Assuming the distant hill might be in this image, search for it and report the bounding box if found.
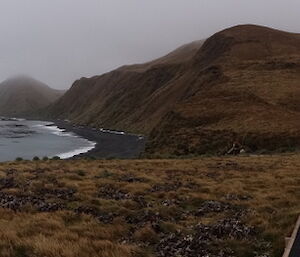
[44,25,300,155]
[0,76,64,117]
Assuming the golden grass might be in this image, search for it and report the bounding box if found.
[0,154,299,256]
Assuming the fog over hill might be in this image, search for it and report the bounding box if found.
[0,75,64,117]
[0,0,300,89]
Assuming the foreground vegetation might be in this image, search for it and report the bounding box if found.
[0,154,299,257]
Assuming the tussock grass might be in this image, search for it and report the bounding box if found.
[0,154,299,256]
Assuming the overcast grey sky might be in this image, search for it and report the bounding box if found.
[0,0,299,89]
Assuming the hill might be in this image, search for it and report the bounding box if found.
[44,25,300,155]
[118,40,204,72]
[0,76,64,117]
[43,40,205,132]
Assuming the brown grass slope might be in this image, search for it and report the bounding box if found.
[44,40,205,132]
[0,76,64,117]
[0,154,299,257]
[45,25,300,155]
[147,25,300,155]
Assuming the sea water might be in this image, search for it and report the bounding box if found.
[0,118,96,162]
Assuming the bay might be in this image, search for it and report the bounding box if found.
[0,118,96,162]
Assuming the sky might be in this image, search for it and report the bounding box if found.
[0,0,299,89]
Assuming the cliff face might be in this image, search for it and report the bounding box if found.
[46,25,300,155]
[0,76,64,117]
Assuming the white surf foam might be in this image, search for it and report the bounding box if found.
[34,124,77,138]
[99,128,125,135]
[33,122,97,159]
[57,141,97,159]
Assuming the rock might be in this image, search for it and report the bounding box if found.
[132,195,152,208]
[195,200,239,216]
[161,199,179,207]
[36,188,76,200]
[0,177,16,189]
[0,192,64,212]
[5,169,17,176]
[37,202,64,212]
[98,185,131,200]
[196,218,255,240]
[150,182,182,192]
[156,217,255,257]
[118,174,146,183]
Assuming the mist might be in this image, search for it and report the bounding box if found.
[0,0,299,89]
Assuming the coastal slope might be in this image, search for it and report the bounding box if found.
[45,25,300,155]
[44,40,205,133]
[0,75,64,117]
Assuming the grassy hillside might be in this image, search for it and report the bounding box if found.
[0,154,298,256]
[0,75,64,117]
[44,25,300,155]
[43,40,205,132]
[147,25,300,155]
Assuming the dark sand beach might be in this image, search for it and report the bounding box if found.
[53,120,145,159]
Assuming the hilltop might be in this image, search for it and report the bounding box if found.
[44,25,300,155]
[0,75,64,117]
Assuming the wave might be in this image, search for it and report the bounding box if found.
[0,117,25,122]
[34,122,97,158]
[33,123,77,137]
[99,128,125,135]
[57,141,97,159]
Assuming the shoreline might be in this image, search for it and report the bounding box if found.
[52,120,146,159]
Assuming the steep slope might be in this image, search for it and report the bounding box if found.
[147,25,300,155]
[45,25,300,155]
[44,40,205,132]
[0,76,64,117]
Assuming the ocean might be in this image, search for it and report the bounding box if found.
[0,118,96,162]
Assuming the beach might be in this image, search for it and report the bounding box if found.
[53,120,146,159]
